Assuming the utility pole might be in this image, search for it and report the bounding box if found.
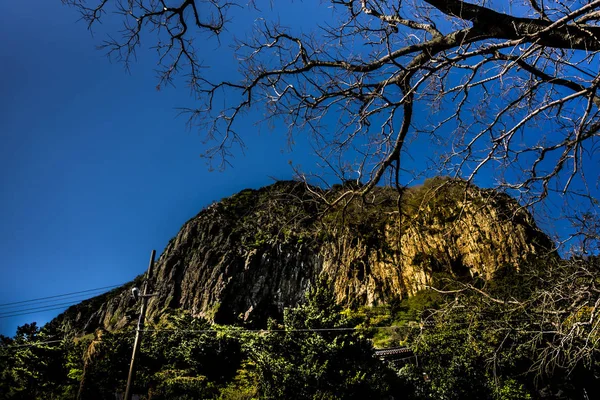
[124,249,156,400]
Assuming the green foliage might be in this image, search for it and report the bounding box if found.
[216,182,321,251]
[6,256,600,399]
[249,278,403,399]
[392,290,443,323]
[144,313,243,389]
[0,323,79,400]
[341,290,442,348]
[392,302,536,400]
[403,326,511,399]
[493,379,532,400]
[148,370,216,400]
[395,257,600,399]
[76,329,135,400]
[217,360,260,400]
[57,312,246,399]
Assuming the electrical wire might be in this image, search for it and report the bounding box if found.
[140,326,405,334]
[138,317,551,335]
[0,284,130,319]
[0,317,566,350]
[0,300,99,318]
[0,303,92,319]
[0,326,403,351]
[0,284,129,319]
[2,339,64,349]
[0,289,123,312]
[0,284,125,308]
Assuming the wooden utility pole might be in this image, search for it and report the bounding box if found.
[124,249,156,400]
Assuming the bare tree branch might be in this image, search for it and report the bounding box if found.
[64,0,600,244]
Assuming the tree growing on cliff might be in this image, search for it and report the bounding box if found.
[64,0,600,231]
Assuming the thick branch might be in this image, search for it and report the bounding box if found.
[424,0,600,50]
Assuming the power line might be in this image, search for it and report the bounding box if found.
[141,326,384,333]
[0,284,125,308]
[142,325,424,334]
[0,303,94,319]
[0,284,130,319]
[0,289,124,311]
[0,317,568,351]
[1,339,63,349]
[139,317,552,335]
[0,326,402,351]
[0,300,96,318]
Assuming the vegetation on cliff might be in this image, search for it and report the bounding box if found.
[2,179,598,399]
[2,261,600,399]
[49,178,555,335]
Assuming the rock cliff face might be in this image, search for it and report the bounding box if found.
[51,178,554,333]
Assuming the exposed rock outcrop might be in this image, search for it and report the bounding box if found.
[50,178,554,333]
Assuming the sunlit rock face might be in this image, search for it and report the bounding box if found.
[51,178,554,333]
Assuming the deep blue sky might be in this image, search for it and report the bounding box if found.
[0,1,327,335]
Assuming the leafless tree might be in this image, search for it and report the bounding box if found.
[63,1,600,213]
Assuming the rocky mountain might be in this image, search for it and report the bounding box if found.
[49,177,555,334]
